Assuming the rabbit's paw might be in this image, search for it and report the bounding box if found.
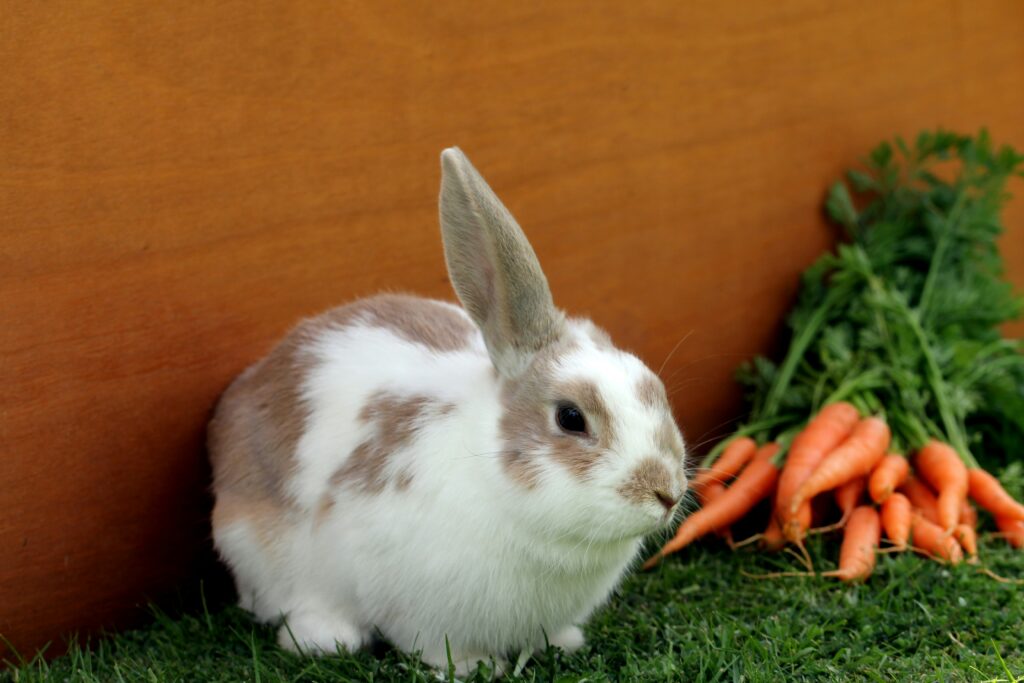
[277,609,368,656]
[548,625,585,653]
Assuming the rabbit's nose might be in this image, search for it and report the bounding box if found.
[654,490,679,512]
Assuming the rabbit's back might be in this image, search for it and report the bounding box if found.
[209,292,491,503]
[207,295,496,613]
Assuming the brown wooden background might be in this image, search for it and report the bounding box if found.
[3,0,1024,661]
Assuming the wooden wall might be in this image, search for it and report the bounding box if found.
[2,0,1023,660]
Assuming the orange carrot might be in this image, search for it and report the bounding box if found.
[776,402,860,542]
[914,441,968,531]
[760,514,786,552]
[645,443,780,568]
[898,475,940,524]
[868,453,909,504]
[691,437,757,496]
[995,516,1024,548]
[881,492,912,550]
[961,501,978,529]
[834,477,867,524]
[783,507,814,543]
[753,443,778,462]
[953,524,978,559]
[790,417,890,515]
[697,480,733,537]
[967,468,1024,521]
[910,512,963,564]
[825,506,880,581]
[698,480,727,506]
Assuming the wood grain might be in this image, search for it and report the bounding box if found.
[2,0,1023,659]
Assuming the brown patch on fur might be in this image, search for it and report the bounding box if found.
[211,492,254,529]
[657,418,686,462]
[330,392,454,494]
[559,378,610,426]
[314,495,335,526]
[548,436,601,480]
[636,374,668,410]
[499,344,560,489]
[549,377,612,478]
[500,430,544,489]
[212,493,293,551]
[618,457,673,506]
[208,317,323,510]
[395,469,414,491]
[351,294,477,352]
[499,338,614,486]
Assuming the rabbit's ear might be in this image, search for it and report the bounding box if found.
[439,147,565,378]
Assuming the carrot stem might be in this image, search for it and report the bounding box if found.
[918,190,968,322]
[728,533,763,550]
[759,289,844,422]
[896,294,976,467]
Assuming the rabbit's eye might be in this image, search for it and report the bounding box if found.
[556,403,587,435]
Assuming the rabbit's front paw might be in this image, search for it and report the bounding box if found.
[277,609,368,656]
[548,625,585,653]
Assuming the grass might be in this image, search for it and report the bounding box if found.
[3,536,1023,683]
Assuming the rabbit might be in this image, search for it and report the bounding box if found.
[207,147,689,675]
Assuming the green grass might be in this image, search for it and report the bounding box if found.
[4,538,1023,683]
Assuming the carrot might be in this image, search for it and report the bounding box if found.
[914,441,968,531]
[824,506,880,581]
[868,453,909,504]
[691,437,758,496]
[696,480,733,537]
[961,501,978,529]
[898,475,940,524]
[909,512,963,564]
[760,514,786,552]
[698,480,727,506]
[776,402,860,542]
[880,492,912,550]
[995,516,1024,548]
[834,476,867,524]
[644,443,780,568]
[967,468,1024,521]
[953,524,978,559]
[753,443,778,462]
[783,506,813,543]
[790,417,890,516]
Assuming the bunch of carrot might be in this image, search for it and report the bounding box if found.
[644,401,1024,580]
[643,132,1024,580]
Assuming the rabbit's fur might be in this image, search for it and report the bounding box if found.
[208,148,688,674]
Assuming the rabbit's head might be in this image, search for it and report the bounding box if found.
[440,148,688,545]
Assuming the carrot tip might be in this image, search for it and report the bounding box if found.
[728,533,764,550]
[820,569,870,581]
[641,554,663,571]
[977,567,1024,584]
[786,541,814,573]
[809,514,851,536]
[876,546,906,554]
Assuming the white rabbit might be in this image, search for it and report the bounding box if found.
[208,148,688,675]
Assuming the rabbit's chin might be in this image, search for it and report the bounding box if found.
[624,512,678,540]
[548,501,675,546]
